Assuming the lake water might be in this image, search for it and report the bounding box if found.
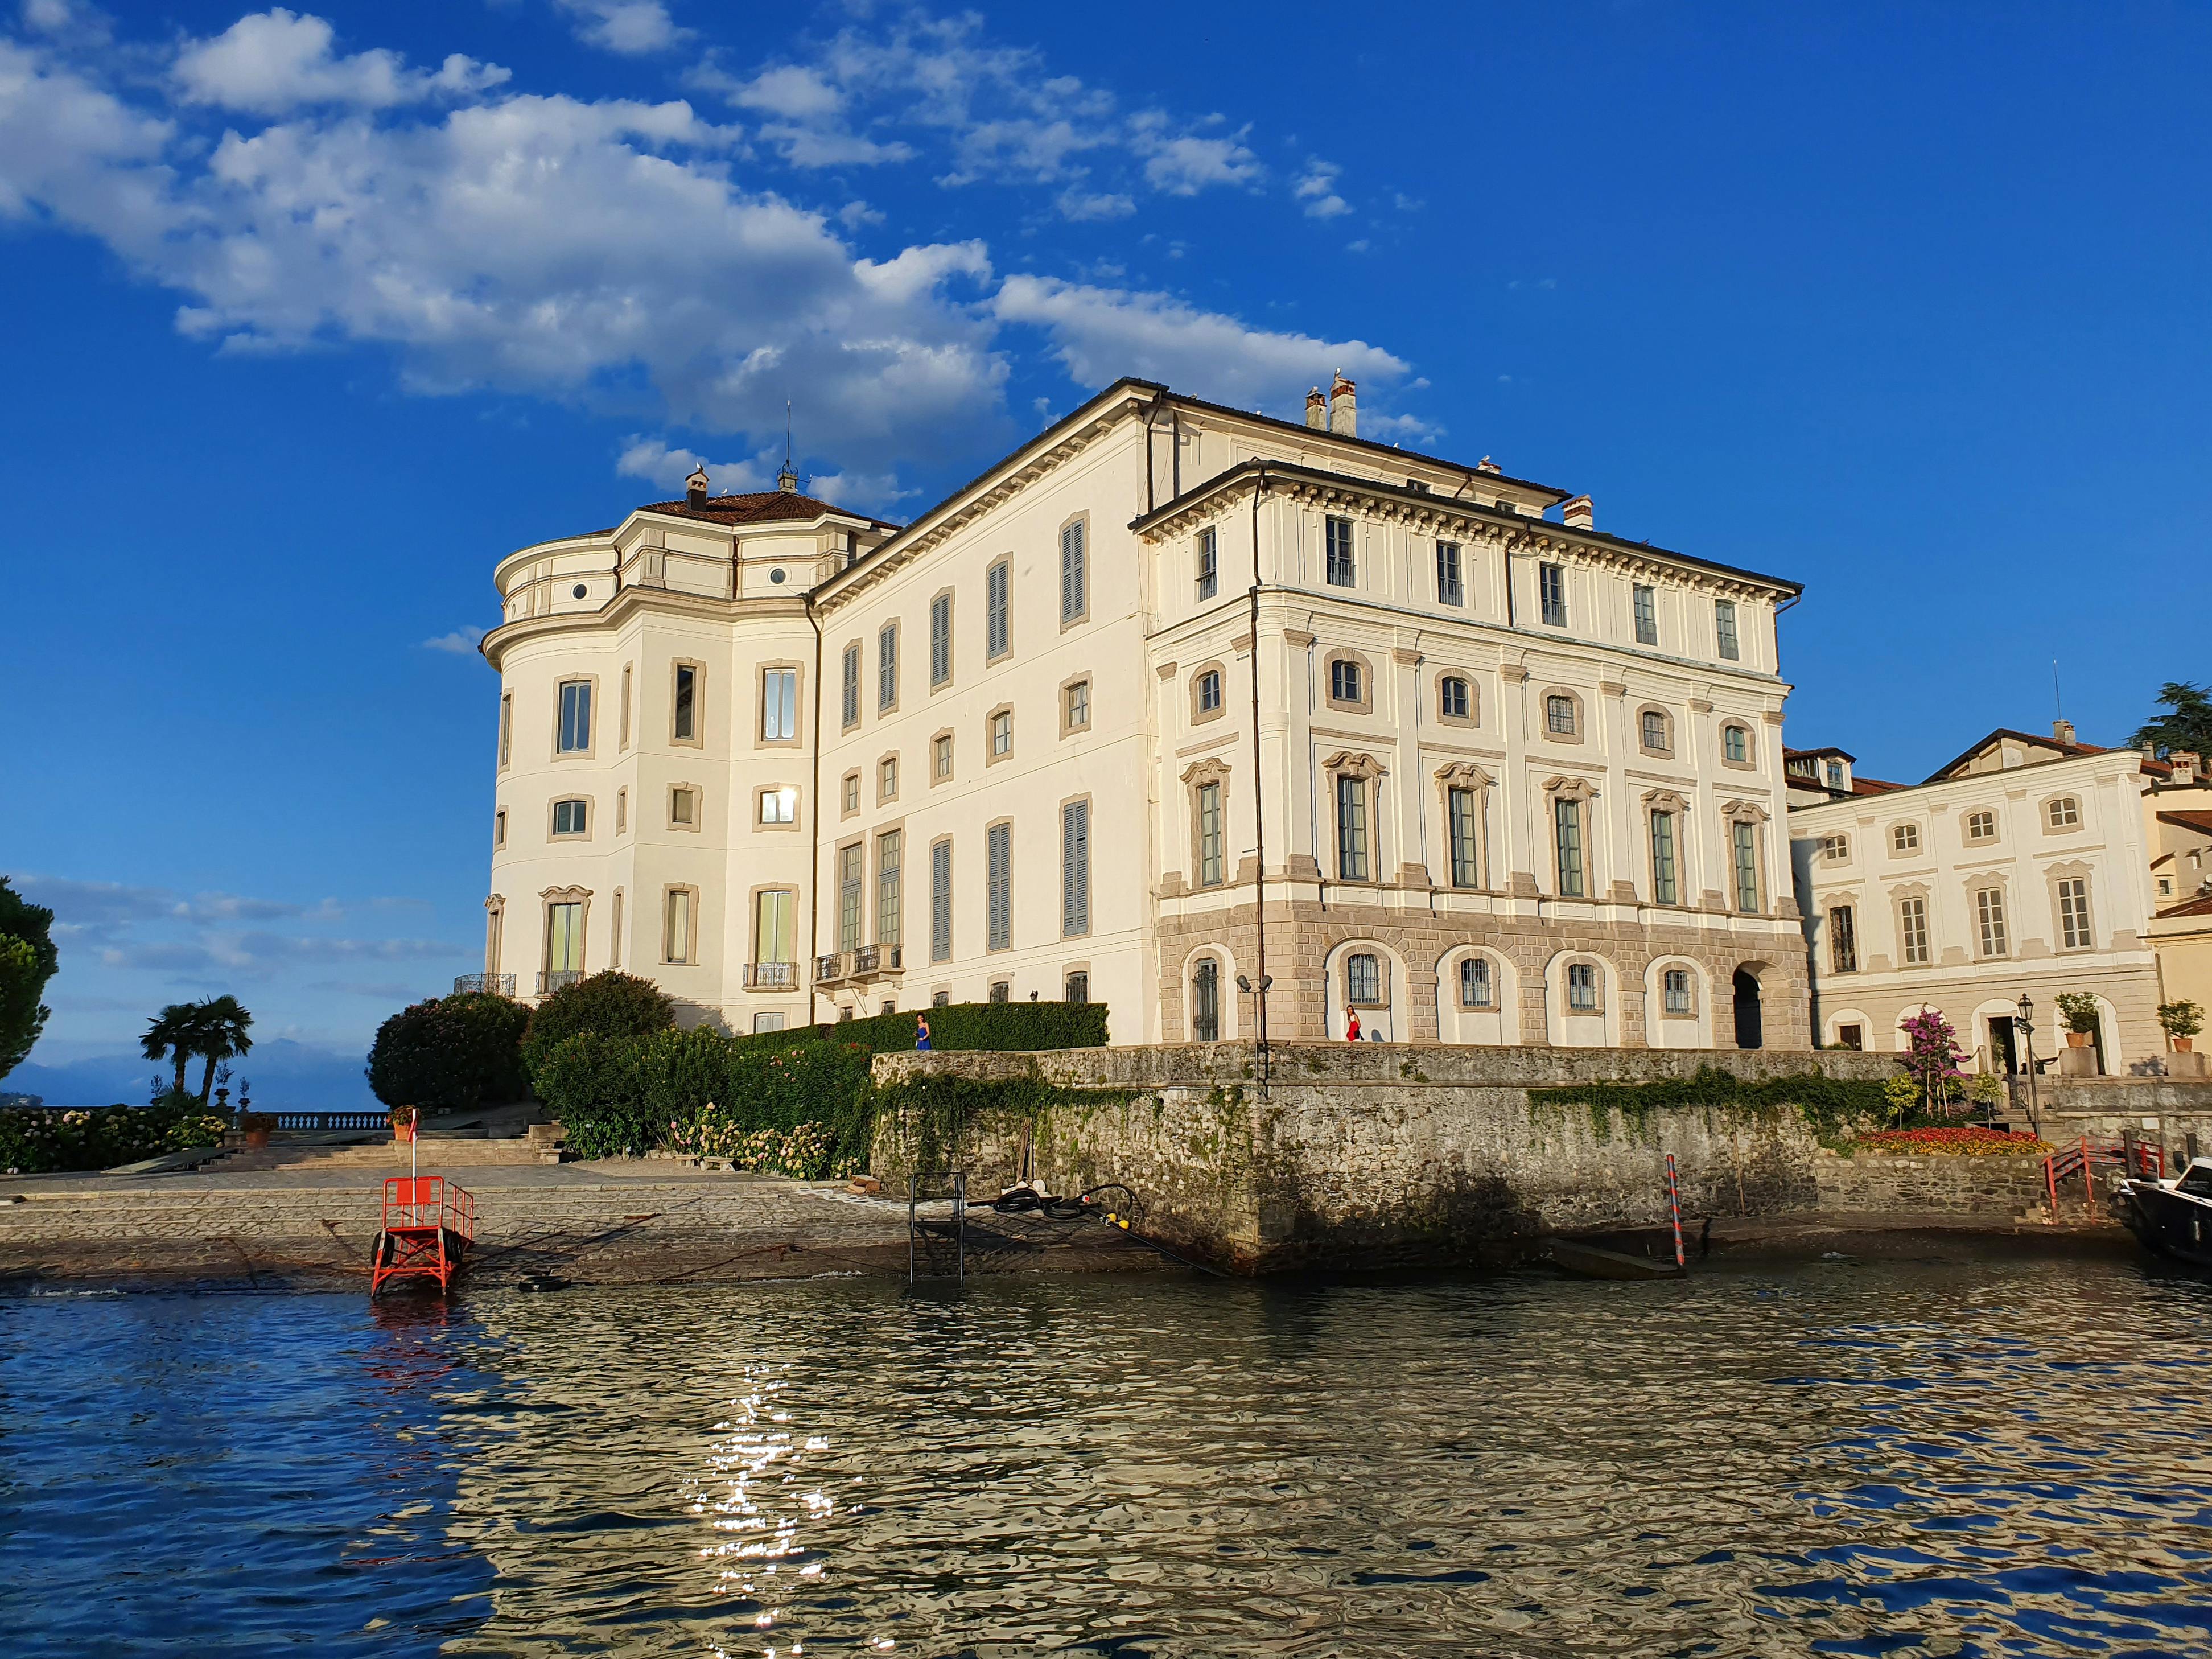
[4,1257,2211,1657]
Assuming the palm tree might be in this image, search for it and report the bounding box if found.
[191,995,255,1108]
[140,1003,199,1097]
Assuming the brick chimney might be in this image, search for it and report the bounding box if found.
[1305,386,1326,429]
[1327,369,1357,437]
[2173,751,2201,785]
[1561,495,1594,530]
[685,464,710,507]
[2052,718,2076,746]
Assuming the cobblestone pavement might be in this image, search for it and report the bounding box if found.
[0,1158,1169,1291]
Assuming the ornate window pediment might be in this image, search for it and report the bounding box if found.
[1641,788,1690,813]
[1543,774,1597,803]
[1325,750,1386,781]
[1435,761,1494,789]
[1180,756,1233,788]
[1719,799,1769,825]
[539,884,592,903]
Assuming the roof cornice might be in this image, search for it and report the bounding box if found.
[1129,459,1802,599]
[480,584,808,670]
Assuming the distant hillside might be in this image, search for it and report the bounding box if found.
[6,1039,377,1110]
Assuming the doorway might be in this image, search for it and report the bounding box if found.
[1732,969,1763,1049]
[1987,1016,2020,1075]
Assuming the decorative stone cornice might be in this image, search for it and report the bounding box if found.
[1181,757,1233,787]
[1544,774,1598,802]
[1498,663,1530,684]
[1435,761,1496,789]
[1324,750,1387,781]
[1391,647,1424,666]
[1599,680,1626,697]
[1640,788,1691,813]
[1283,628,1317,647]
[1719,799,1769,824]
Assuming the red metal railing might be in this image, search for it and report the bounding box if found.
[371,1176,476,1295]
[2043,1137,2164,1214]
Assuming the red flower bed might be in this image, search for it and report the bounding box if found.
[1853,1125,2053,1157]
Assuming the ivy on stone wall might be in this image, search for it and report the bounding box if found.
[1530,1066,1893,1147]
[873,1069,1139,1180]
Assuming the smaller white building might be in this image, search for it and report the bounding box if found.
[1789,723,2169,1073]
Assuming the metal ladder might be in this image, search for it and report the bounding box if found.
[908,1171,967,1282]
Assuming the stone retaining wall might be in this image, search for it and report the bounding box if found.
[872,1043,1898,1270]
[1813,1151,2049,1215]
[2040,1078,2212,1167]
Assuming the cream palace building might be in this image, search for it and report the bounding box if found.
[477,375,1812,1048]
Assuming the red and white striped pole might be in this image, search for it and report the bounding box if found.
[1665,1152,1686,1269]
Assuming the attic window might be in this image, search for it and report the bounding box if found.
[1406,478,1430,493]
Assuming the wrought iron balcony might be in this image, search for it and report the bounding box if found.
[744,961,798,990]
[452,973,516,997]
[851,945,881,977]
[815,952,846,983]
[537,970,583,995]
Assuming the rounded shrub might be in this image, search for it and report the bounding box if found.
[522,971,675,1082]
[366,991,532,1111]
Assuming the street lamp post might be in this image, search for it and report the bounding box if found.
[2015,993,2040,1135]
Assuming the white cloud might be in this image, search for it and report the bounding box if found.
[992,275,1408,411]
[730,63,841,122]
[421,625,485,654]
[1292,157,1350,219]
[804,469,917,516]
[1360,410,1444,446]
[1056,187,1134,221]
[1140,130,1262,196]
[555,0,690,57]
[173,10,508,114]
[615,437,772,493]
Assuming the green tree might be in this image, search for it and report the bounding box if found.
[0,877,57,1081]
[141,1003,202,1094]
[366,991,532,1111]
[189,994,255,1108]
[521,970,675,1084]
[2129,681,2212,759]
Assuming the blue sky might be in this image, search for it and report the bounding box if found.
[4,1,2207,1101]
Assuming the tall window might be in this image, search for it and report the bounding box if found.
[669,787,697,828]
[933,733,954,780]
[1555,798,1585,896]
[841,644,860,727]
[991,708,1012,758]
[1196,526,1218,600]
[557,680,592,753]
[838,844,864,952]
[986,823,1012,951]
[1336,775,1370,881]
[615,788,627,833]
[1197,669,1223,714]
[1732,821,1760,912]
[1641,709,1669,751]
[1723,724,1749,764]
[1448,787,1480,888]
[1331,660,1362,704]
[877,623,898,711]
[1828,905,1858,973]
[1060,519,1086,621]
[1975,887,2009,957]
[755,890,794,969]
[1325,515,1356,586]
[876,831,902,946]
[879,755,898,800]
[1650,810,1678,905]
[930,592,952,686]
[1065,973,1089,1005]
[1539,562,1567,627]
[664,888,694,965]
[1900,896,1931,965]
[1196,781,1224,887]
[986,559,1011,658]
[1436,540,1464,606]
[545,902,584,974]
[1825,761,1844,788]
[673,664,698,741]
[1192,959,1220,1041]
[929,839,952,962]
[842,772,860,814]
[761,668,797,740]
[1633,583,1657,645]
[494,808,506,849]
[1062,800,1090,937]
[1546,694,1577,736]
[1459,957,1493,1008]
[1715,599,1740,660]
[1345,953,1382,1005]
[553,798,588,836]
[2057,878,2093,948]
[498,693,513,768]
[1567,962,1597,1011]
[1663,969,1691,1014]
[1439,676,1470,720]
[1065,679,1091,730]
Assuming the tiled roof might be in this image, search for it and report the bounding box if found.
[2156,894,2212,920]
[2156,810,2212,837]
[639,491,901,530]
[1926,727,2172,784]
[1851,776,1907,795]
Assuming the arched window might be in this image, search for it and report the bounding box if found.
[1192,958,1220,1041]
[1640,709,1670,752]
[1331,658,1362,703]
[1345,952,1382,1005]
[1546,694,1577,736]
[1722,724,1750,764]
[1459,956,1493,1008]
[1439,676,1471,721]
[1196,668,1223,714]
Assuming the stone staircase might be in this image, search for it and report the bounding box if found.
[211,1135,563,1173]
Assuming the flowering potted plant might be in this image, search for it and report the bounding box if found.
[2159,999,2203,1052]
[2055,993,2102,1048]
[238,1112,276,1148]
[390,1105,418,1143]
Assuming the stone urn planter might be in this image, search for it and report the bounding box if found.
[239,1112,275,1149]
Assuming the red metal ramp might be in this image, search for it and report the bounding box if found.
[370,1175,476,1296]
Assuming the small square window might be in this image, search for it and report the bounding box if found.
[1891,822,1921,854]
[760,787,797,825]
[670,787,696,827]
[1331,660,1362,704]
[553,797,588,836]
[1439,676,1470,721]
[1820,834,1849,863]
[1546,695,1576,736]
[2047,796,2081,829]
[1965,809,1998,843]
[988,979,1011,1004]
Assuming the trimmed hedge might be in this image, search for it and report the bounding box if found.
[366,992,532,1111]
[0,1103,228,1175]
[522,971,675,1082]
[537,1001,1107,1166]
